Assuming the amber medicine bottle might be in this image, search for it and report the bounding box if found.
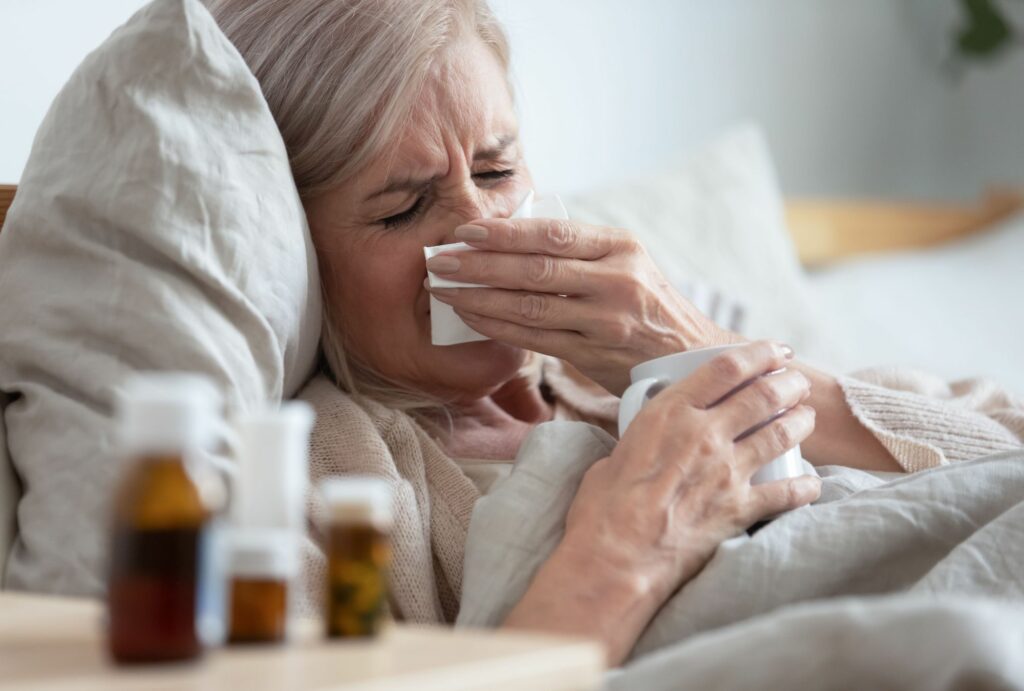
[320,477,393,639]
[106,373,223,664]
[227,403,314,644]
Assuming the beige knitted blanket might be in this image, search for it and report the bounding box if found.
[296,364,1024,624]
[296,375,479,623]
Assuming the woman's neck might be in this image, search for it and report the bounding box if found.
[488,372,552,423]
[443,374,553,461]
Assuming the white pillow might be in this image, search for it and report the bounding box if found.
[0,0,320,594]
[566,126,840,366]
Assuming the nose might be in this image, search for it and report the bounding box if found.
[439,186,495,244]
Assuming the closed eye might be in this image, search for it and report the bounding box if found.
[380,196,426,229]
[473,169,515,182]
[378,170,515,228]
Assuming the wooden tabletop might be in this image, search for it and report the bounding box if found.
[0,592,603,691]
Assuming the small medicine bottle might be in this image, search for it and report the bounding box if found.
[107,373,222,664]
[226,529,294,643]
[226,403,313,645]
[320,477,393,639]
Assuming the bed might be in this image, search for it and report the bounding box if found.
[2,180,1021,584]
[2,182,1024,577]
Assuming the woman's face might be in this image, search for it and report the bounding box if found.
[305,38,533,402]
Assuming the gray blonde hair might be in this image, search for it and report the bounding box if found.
[207,0,512,418]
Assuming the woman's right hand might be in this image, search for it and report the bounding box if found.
[503,340,822,665]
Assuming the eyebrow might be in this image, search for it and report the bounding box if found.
[363,134,518,202]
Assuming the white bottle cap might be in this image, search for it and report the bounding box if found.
[116,372,221,456]
[319,476,393,528]
[232,402,315,534]
[228,528,299,580]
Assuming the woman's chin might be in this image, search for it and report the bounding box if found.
[448,337,523,359]
[441,338,525,367]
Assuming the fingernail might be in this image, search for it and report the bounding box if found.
[801,476,822,501]
[426,256,461,274]
[780,344,795,359]
[455,224,488,241]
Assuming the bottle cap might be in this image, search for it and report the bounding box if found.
[319,476,392,528]
[232,402,315,533]
[116,372,221,455]
[228,528,299,580]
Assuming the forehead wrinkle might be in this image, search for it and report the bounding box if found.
[358,38,515,201]
[393,79,452,175]
[430,39,504,157]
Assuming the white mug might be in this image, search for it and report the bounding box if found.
[618,345,809,486]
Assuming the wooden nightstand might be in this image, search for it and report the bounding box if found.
[0,592,603,690]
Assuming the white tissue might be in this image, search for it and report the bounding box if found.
[425,191,568,346]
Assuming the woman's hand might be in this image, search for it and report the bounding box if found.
[425,217,738,395]
[502,341,822,665]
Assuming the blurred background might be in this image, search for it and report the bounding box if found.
[2,0,1023,197]
[499,0,1024,199]
[1,0,1022,393]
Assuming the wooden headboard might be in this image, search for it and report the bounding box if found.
[0,185,14,231]
[1,183,1021,265]
[786,189,1024,266]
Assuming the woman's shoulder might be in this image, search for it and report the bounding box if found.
[295,373,405,436]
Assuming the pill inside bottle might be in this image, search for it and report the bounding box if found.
[319,477,393,639]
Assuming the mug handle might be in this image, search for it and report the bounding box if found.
[618,377,665,437]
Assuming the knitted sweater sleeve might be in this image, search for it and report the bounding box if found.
[837,366,1024,472]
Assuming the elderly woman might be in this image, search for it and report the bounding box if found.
[208,0,1023,665]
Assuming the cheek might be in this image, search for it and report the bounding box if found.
[325,234,427,345]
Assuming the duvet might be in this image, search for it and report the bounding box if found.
[457,422,1024,690]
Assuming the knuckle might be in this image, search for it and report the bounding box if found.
[755,378,784,410]
[504,224,527,251]
[615,229,643,253]
[567,260,589,288]
[798,406,817,436]
[772,416,797,450]
[694,431,723,460]
[545,220,579,252]
[621,274,647,302]
[711,352,746,382]
[527,255,557,285]
[709,461,737,493]
[784,480,801,507]
[518,294,548,322]
[600,315,632,342]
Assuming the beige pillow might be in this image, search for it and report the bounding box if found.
[0,0,320,595]
[566,126,840,366]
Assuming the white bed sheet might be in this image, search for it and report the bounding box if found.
[807,211,1024,398]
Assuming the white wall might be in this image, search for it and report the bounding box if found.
[2,0,1023,201]
[492,0,1024,199]
[0,1,152,184]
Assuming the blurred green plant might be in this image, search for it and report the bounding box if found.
[955,0,1020,62]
